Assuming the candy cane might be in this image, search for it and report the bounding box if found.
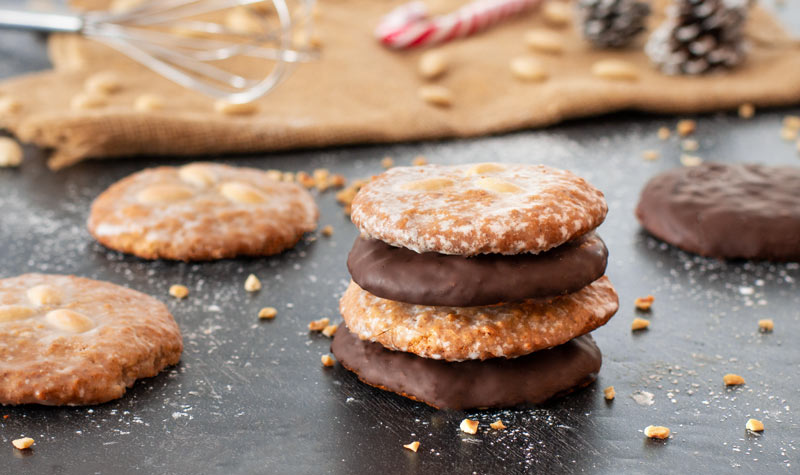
[375,0,543,50]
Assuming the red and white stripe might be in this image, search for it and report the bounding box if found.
[375,0,543,50]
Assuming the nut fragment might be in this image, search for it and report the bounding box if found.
[641,150,660,161]
[634,295,654,311]
[179,164,216,187]
[780,127,798,141]
[680,154,703,167]
[604,386,616,400]
[321,354,335,367]
[214,100,258,116]
[418,85,453,107]
[657,127,671,140]
[402,178,454,192]
[489,419,507,430]
[70,92,107,111]
[403,441,420,452]
[0,96,22,115]
[723,373,745,386]
[220,182,267,204]
[644,425,670,439]
[466,162,507,176]
[682,139,699,152]
[542,1,571,27]
[27,285,62,306]
[745,418,764,432]
[244,274,262,292]
[45,309,94,333]
[0,136,23,167]
[509,56,548,82]
[137,184,194,204]
[459,418,479,435]
[784,115,800,130]
[381,157,395,169]
[758,318,774,333]
[309,317,330,331]
[12,437,34,450]
[676,119,696,137]
[591,59,639,81]
[296,171,315,188]
[258,307,277,319]
[313,169,331,191]
[738,103,755,119]
[0,305,36,322]
[266,169,283,181]
[85,71,122,95]
[418,51,448,80]
[134,94,165,112]
[631,317,650,331]
[321,225,334,237]
[412,156,428,166]
[322,324,338,337]
[169,284,189,299]
[524,29,564,54]
[476,177,523,193]
[329,174,346,188]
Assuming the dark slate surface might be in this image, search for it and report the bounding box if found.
[1,6,800,473]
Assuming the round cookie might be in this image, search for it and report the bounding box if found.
[348,233,608,306]
[332,326,601,410]
[0,274,182,405]
[636,163,800,261]
[88,163,319,261]
[350,163,607,256]
[339,277,618,361]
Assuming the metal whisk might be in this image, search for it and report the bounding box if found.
[0,0,316,103]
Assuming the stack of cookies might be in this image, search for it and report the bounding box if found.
[332,163,619,410]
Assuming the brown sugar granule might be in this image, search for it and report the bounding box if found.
[723,373,745,386]
[634,295,654,311]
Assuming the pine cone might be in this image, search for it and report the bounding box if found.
[646,0,750,75]
[577,0,652,48]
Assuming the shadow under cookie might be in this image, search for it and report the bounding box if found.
[331,326,602,410]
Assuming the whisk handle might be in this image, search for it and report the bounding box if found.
[0,9,83,33]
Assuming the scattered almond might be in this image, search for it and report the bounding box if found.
[322,324,338,337]
[509,56,548,82]
[738,103,755,119]
[723,373,745,386]
[0,96,22,115]
[682,139,699,151]
[329,174,346,188]
[309,317,330,331]
[780,127,798,141]
[591,59,639,81]
[403,441,420,452]
[604,386,615,400]
[783,115,800,130]
[321,354,335,367]
[297,171,316,188]
[758,318,774,333]
[70,92,107,111]
[258,307,277,319]
[641,150,660,161]
[214,100,258,116]
[459,418,479,435]
[12,437,34,450]
[524,29,564,54]
[631,317,650,331]
[676,119,696,137]
[134,94,165,112]
[634,295,654,311]
[381,156,395,168]
[313,168,331,191]
[418,50,448,80]
[680,154,703,167]
[746,418,764,432]
[489,420,507,430]
[45,309,94,333]
[85,71,122,95]
[657,127,671,140]
[244,274,262,292]
[644,425,670,439]
[0,136,23,167]
[412,156,428,166]
[542,1,571,27]
[321,225,334,237]
[282,172,295,182]
[169,284,189,299]
[418,85,453,107]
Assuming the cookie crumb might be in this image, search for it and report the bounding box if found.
[641,150,660,161]
[459,418,479,435]
[644,425,670,439]
[489,419,507,430]
[746,418,764,432]
[631,317,650,331]
[738,103,755,119]
[412,156,428,166]
[418,50,448,80]
[604,386,616,400]
[723,373,745,386]
[282,172,295,183]
[309,317,330,331]
[0,137,23,167]
[403,441,420,452]
[329,174,346,188]
[657,127,671,140]
[784,115,800,130]
[296,171,316,189]
[322,324,338,337]
[676,119,696,137]
[381,157,395,169]
[258,307,277,319]
[169,284,189,299]
[418,85,453,107]
[12,437,34,450]
[681,139,699,152]
[321,354,335,367]
[321,225,334,237]
[758,318,774,333]
[244,274,261,292]
[680,154,703,167]
[634,295,654,311]
[780,127,798,142]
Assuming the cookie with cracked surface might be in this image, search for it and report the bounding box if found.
[88,163,319,261]
[350,163,607,256]
[636,163,800,261]
[332,325,601,410]
[0,274,182,406]
[339,277,618,362]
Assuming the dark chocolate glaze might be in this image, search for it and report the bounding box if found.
[347,233,608,307]
[331,326,602,410]
[636,163,800,261]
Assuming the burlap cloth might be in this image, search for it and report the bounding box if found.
[0,0,798,169]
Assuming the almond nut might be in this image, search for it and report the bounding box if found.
[134,94,165,112]
[459,418,479,435]
[418,85,453,107]
[0,137,23,167]
[542,2,571,27]
[402,178,454,192]
[476,177,522,193]
[644,425,670,439]
[214,100,258,116]
[27,285,62,306]
[591,59,639,81]
[418,51,448,80]
[85,71,122,95]
[0,96,22,115]
[524,29,564,54]
[137,184,194,204]
[179,164,216,187]
[45,309,94,333]
[70,92,107,111]
[509,56,548,82]
[220,182,267,204]
[0,305,36,322]
[466,162,507,176]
